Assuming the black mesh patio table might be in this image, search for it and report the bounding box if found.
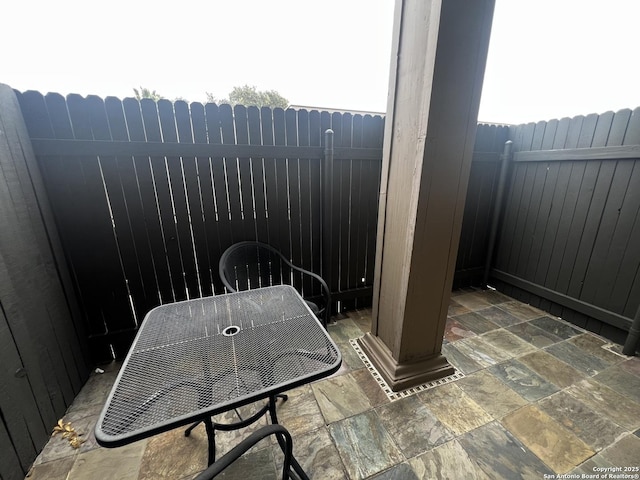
[95,285,341,478]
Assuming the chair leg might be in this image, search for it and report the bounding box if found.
[185,420,201,437]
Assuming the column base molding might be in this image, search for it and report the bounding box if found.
[357,333,454,392]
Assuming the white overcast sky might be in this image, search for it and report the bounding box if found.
[2,0,639,125]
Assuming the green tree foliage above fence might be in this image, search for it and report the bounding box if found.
[133,86,164,101]
[206,85,289,109]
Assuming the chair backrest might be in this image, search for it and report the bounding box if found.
[219,241,291,292]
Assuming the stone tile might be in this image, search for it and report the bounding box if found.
[480,329,538,358]
[454,312,500,334]
[621,357,640,377]
[458,421,554,479]
[567,334,625,365]
[34,431,80,465]
[138,425,208,479]
[73,413,101,454]
[67,370,118,413]
[476,306,524,327]
[453,292,494,311]
[443,317,477,342]
[518,350,585,389]
[448,299,470,317]
[35,408,101,463]
[275,385,325,437]
[593,364,640,403]
[457,369,528,419]
[498,301,546,321]
[480,289,512,305]
[327,318,364,343]
[538,391,626,451]
[347,309,372,334]
[442,343,482,374]
[328,410,403,480]
[409,439,491,480]
[33,410,101,461]
[25,457,75,480]
[350,368,390,407]
[336,340,365,372]
[489,359,558,402]
[312,373,371,423]
[506,322,563,348]
[67,441,146,480]
[208,448,277,480]
[565,379,640,430]
[418,383,492,436]
[272,426,346,480]
[325,358,351,379]
[502,405,594,474]
[454,336,513,368]
[545,341,612,376]
[600,434,640,467]
[377,395,454,457]
[211,408,272,457]
[369,463,419,480]
[529,316,582,340]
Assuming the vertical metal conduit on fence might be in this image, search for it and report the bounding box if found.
[322,129,335,312]
[482,140,513,287]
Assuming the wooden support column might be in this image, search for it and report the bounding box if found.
[358,0,495,391]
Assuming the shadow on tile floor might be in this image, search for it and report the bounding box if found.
[26,290,640,480]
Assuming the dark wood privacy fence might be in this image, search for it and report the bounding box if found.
[0,86,90,480]
[16,91,506,362]
[491,108,640,341]
[17,92,385,360]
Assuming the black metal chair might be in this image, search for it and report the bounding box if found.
[218,241,331,328]
[193,424,305,480]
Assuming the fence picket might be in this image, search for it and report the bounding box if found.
[141,99,188,302]
[296,109,315,296]
[122,98,175,305]
[273,108,291,262]
[88,95,156,321]
[205,103,234,264]
[175,101,213,297]
[247,106,269,243]
[285,108,303,291]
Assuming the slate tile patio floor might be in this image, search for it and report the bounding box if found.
[26,289,640,479]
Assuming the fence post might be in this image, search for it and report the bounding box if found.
[482,140,513,287]
[322,129,335,313]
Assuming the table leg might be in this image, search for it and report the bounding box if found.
[267,396,310,480]
[203,416,217,465]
